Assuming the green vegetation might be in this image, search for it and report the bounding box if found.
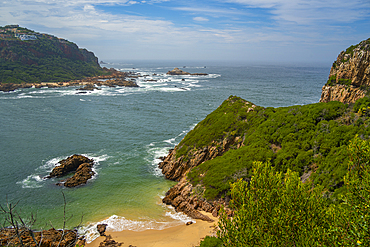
[202,136,370,246]
[0,26,105,83]
[185,96,370,200]
[325,74,352,87]
[326,74,337,86]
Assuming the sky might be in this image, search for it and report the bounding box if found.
[1,0,370,64]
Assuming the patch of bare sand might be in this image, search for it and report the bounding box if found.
[86,212,218,247]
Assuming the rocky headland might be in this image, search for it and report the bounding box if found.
[0,67,139,92]
[158,99,254,220]
[46,154,95,187]
[320,38,370,103]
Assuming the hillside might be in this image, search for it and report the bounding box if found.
[320,38,370,103]
[0,25,104,83]
[159,96,370,219]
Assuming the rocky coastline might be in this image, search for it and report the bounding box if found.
[0,67,139,92]
[158,134,244,221]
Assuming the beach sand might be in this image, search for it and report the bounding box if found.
[86,212,218,247]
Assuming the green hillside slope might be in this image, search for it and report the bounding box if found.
[182,96,370,200]
[0,25,104,83]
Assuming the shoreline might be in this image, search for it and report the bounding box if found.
[0,68,139,92]
[86,211,218,247]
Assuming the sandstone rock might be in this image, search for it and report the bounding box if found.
[77,83,99,91]
[61,162,95,187]
[166,68,208,76]
[320,38,370,103]
[48,154,94,178]
[166,68,191,75]
[97,224,108,236]
[0,228,78,247]
[46,154,95,187]
[99,235,123,247]
[159,134,245,220]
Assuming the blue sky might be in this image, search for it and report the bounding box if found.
[1,0,370,64]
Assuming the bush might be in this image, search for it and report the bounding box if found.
[198,236,223,247]
[217,161,330,247]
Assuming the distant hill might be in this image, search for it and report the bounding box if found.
[0,25,104,83]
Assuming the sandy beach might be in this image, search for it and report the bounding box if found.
[86,212,218,247]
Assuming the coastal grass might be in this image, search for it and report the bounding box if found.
[185,96,370,200]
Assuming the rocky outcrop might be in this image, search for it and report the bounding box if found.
[167,68,191,75]
[98,235,123,247]
[97,224,108,236]
[320,38,370,103]
[166,68,208,76]
[159,136,242,220]
[0,228,81,247]
[46,155,95,187]
[320,85,366,104]
[61,162,95,187]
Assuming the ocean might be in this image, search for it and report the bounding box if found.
[0,61,328,242]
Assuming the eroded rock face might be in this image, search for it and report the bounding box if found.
[159,136,242,220]
[47,154,95,187]
[320,38,370,103]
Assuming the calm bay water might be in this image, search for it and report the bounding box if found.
[0,61,329,241]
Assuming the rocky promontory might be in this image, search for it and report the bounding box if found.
[158,97,253,220]
[46,154,95,187]
[320,38,370,103]
[0,68,139,92]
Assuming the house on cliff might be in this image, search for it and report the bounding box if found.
[15,33,38,41]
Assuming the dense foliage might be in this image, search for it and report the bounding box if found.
[200,136,370,246]
[0,26,104,83]
[186,96,370,200]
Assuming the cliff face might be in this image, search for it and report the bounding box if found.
[159,137,241,221]
[320,38,370,103]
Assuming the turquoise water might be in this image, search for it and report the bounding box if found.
[0,61,328,241]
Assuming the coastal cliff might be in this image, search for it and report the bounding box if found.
[160,93,370,219]
[320,38,370,103]
[0,25,104,83]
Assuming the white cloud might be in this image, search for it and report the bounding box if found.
[193,17,209,22]
[224,0,370,25]
[0,0,368,62]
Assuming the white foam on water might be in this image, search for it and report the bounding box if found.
[79,204,194,243]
